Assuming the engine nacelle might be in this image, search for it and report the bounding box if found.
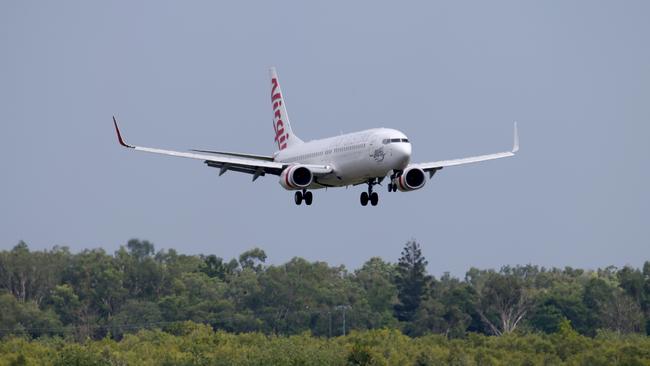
[394,167,427,192]
[279,165,313,190]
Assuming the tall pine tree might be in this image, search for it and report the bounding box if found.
[394,240,429,322]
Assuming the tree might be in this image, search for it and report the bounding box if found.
[63,249,127,336]
[353,257,399,329]
[115,243,164,300]
[239,248,267,272]
[527,268,591,335]
[1,242,33,302]
[394,240,430,323]
[49,284,82,326]
[469,269,534,336]
[355,258,397,313]
[200,255,238,281]
[2,241,649,341]
[599,288,644,334]
[109,300,162,338]
[258,257,352,335]
[435,273,476,337]
[126,239,155,262]
[530,303,566,334]
[0,243,70,306]
[582,277,614,334]
[31,246,71,306]
[618,266,646,307]
[0,293,62,338]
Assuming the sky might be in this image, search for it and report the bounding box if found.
[1,0,648,277]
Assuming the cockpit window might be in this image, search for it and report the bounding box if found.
[384,138,409,144]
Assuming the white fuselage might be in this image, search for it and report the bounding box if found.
[274,128,412,189]
[113,67,517,207]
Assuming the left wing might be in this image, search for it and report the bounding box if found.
[189,149,275,162]
[412,123,519,178]
[112,117,331,180]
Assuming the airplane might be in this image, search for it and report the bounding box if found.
[113,67,518,207]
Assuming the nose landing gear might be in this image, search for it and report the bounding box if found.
[387,171,400,192]
[360,179,380,206]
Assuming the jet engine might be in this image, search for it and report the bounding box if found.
[394,167,426,192]
[279,165,313,190]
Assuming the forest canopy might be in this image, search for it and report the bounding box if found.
[0,240,649,364]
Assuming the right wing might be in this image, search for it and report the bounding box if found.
[412,122,519,178]
[112,117,331,181]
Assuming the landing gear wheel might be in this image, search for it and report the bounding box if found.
[389,172,401,192]
[370,192,379,206]
[360,192,369,206]
[304,191,313,205]
[294,191,303,205]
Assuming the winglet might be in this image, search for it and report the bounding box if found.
[512,122,519,153]
[113,116,134,148]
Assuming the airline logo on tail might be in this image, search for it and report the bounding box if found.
[271,78,289,150]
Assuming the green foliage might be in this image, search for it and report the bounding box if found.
[200,254,238,281]
[0,293,62,338]
[9,354,27,366]
[468,268,535,336]
[346,343,377,366]
[0,239,649,358]
[109,300,162,338]
[2,327,649,365]
[394,240,430,324]
[54,343,111,366]
[238,248,267,272]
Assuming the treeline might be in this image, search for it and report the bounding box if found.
[0,240,649,341]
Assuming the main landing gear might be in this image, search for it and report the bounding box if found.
[360,179,380,207]
[294,189,313,206]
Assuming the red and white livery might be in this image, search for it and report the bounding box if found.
[113,68,519,206]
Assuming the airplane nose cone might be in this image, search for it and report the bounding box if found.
[393,143,411,169]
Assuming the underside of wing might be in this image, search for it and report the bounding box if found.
[190,149,275,162]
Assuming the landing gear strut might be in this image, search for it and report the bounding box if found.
[294,190,313,206]
[360,179,380,206]
[387,171,400,192]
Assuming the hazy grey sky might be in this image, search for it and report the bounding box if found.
[1,1,648,276]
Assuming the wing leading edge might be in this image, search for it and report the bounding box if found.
[112,117,331,181]
[413,123,519,177]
